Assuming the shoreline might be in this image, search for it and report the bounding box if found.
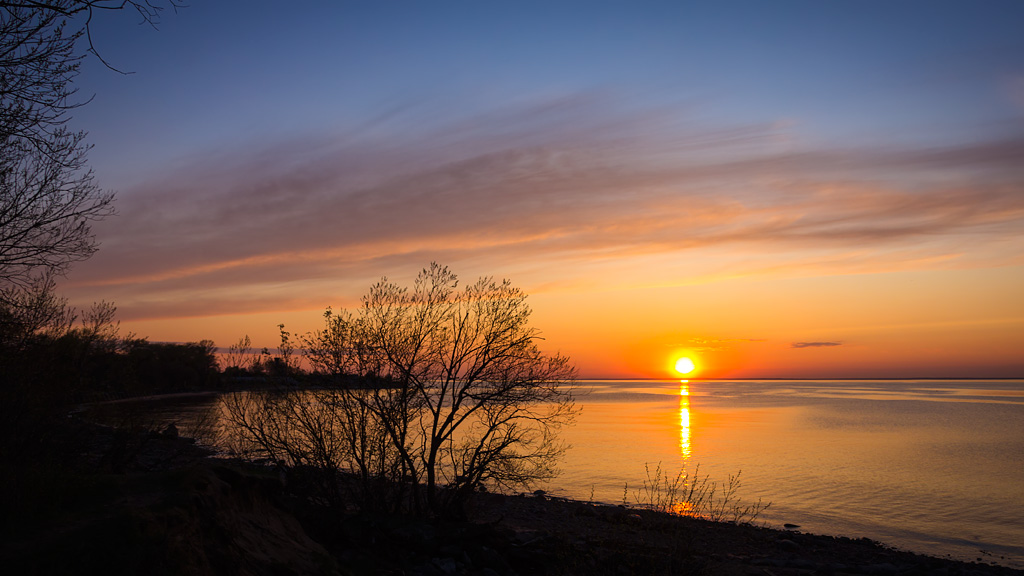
[75,388,1024,571]
[489,491,1024,573]
[468,491,1024,576]
[4,420,1021,575]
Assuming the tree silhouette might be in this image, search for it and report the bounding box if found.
[227,264,578,517]
[1,0,180,326]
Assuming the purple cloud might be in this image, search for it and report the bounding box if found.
[61,96,1024,321]
[791,342,843,349]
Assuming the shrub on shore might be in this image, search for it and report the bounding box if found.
[626,461,769,525]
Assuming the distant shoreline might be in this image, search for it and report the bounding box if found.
[579,376,1024,381]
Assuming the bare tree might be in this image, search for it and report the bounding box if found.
[353,263,577,516]
[1,2,185,76]
[1,1,182,304]
[223,335,256,373]
[227,264,577,517]
[0,272,73,346]
[0,132,113,291]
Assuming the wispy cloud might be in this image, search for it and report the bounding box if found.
[65,95,1024,320]
[1005,74,1024,112]
[687,337,766,352]
[791,342,843,349]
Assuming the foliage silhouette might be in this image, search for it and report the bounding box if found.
[225,263,577,517]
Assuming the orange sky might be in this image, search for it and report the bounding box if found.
[78,254,1024,379]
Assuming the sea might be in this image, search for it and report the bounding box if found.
[104,379,1024,569]
[552,379,1024,569]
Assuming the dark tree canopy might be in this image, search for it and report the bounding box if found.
[1,4,192,526]
[1,0,185,418]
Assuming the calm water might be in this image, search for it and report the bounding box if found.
[106,379,1024,568]
[551,379,1024,568]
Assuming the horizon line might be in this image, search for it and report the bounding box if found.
[577,376,1024,382]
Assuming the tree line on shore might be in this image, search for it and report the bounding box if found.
[1,262,578,520]
[0,2,210,510]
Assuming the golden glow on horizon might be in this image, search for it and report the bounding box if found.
[88,261,1024,380]
[675,356,696,376]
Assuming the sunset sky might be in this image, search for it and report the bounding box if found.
[62,0,1024,379]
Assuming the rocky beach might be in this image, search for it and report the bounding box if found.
[2,421,1021,576]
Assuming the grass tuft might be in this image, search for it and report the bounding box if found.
[627,462,769,525]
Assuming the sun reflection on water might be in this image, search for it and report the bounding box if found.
[679,381,691,459]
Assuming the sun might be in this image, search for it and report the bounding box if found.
[674,356,696,376]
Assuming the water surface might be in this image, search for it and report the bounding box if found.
[101,379,1024,568]
[552,379,1024,568]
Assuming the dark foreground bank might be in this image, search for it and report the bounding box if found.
[2,422,1020,576]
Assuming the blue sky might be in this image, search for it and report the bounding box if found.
[61,1,1024,377]
[74,0,1024,183]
